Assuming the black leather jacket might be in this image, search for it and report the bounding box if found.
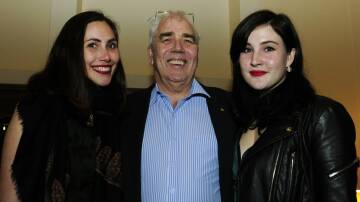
[233,96,358,202]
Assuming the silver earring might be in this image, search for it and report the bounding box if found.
[287,66,292,72]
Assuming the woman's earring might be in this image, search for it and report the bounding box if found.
[287,66,292,72]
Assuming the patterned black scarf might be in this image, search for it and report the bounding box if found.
[12,88,123,202]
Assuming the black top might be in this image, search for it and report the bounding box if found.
[12,92,123,202]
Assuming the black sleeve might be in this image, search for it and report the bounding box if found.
[311,100,357,202]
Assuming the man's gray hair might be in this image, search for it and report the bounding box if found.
[147,10,200,48]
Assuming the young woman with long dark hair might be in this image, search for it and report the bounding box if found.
[0,11,126,202]
[231,10,358,202]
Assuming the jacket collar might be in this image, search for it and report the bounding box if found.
[240,118,297,162]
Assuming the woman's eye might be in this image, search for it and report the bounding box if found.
[242,47,252,53]
[108,42,118,49]
[264,47,275,52]
[87,43,97,48]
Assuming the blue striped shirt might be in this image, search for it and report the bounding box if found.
[141,79,220,202]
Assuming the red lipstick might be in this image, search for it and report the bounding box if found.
[250,70,267,77]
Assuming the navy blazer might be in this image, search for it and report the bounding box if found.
[121,84,238,202]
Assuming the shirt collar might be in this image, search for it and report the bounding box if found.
[149,79,210,106]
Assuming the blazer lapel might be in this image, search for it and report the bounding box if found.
[205,87,237,202]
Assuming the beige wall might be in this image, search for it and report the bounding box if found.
[0,0,78,83]
[0,0,51,83]
[0,0,359,187]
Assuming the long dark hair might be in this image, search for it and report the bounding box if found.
[230,10,315,130]
[27,10,126,113]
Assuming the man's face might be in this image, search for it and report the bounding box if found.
[149,15,199,92]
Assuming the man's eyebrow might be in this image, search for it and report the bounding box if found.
[183,33,196,41]
[159,32,173,39]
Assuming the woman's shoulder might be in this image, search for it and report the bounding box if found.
[313,95,342,105]
[18,92,64,108]
[17,93,67,125]
[309,95,350,116]
[302,95,355,134]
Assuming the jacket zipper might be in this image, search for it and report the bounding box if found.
[234,139,241,202]
[286,152,295,202]
[268,141,283,202]
[328,158,359,179]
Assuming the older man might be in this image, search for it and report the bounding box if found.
[122,10,237,202]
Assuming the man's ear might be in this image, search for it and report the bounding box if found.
[148,48,154,65]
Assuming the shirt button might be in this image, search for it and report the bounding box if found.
[170,188,175,194]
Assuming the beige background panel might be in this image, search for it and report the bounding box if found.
[0,0,79,84]
[349,0,360,188]
[228,0,240,36]
[48,1,79,50]
[0,0,51,72]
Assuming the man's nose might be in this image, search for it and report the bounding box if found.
[173,39,184,51]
